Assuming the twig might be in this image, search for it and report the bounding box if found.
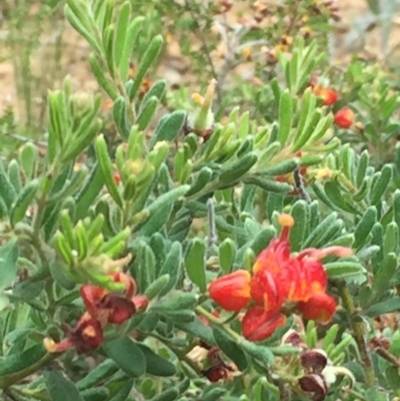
[338,282,375,387]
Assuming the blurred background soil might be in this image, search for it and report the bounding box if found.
[0,0,399,118]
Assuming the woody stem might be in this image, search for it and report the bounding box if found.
[338,282,375,387]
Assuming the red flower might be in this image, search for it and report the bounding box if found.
[334,107,354,128]
[44,312,104,354]
[297,293,337,323]
[242,306,286,341]
[312,85,339,106]
[81,272,138,325]
[208,269,252,311]
[207,213,352,341]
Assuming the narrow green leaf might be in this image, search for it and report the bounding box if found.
[129,35,164,101]
[44,369,84,401]
[213,328,248,371]
[185,238,206,292]
[158,242,182,296]
[113,1,131,68]
[137,343,176,376]
[277,89,292,145]
[95,135,123,207]
[0,238,19,291]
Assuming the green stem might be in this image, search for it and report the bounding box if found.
[150,333,203,375]
[338,282,375,387]
[195,306,241,342]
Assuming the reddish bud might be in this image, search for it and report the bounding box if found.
[334,107,354,128]
[209,270,251,311]
[298,374,327,401]
[242,306,286,342]
[132,295,149,312]
[297,293,337,323]
[202,366,228,382]
[300,349,328,374]
[312,86,339,106]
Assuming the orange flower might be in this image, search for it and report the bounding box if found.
[208,270,252,311]
[297,293,337,323]
[242,306,286,341]
[312,85,339,106]
[44,312,104,354]
[334,107,354,128]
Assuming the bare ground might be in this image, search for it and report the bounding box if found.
[0,0,399,119]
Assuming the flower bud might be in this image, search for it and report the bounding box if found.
[298,374,327,401]
[334,107,354,128]
[300,349,328,373]
[208,270,251,311]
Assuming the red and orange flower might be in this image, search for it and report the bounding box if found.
[209,214,352,342]
[312,85,339,106]
[44,272,148,354]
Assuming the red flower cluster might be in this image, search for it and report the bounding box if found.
[44,272,148,354]
[310,80,355,129]
[209,214,352,342]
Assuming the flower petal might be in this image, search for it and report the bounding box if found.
[242,306,286,342]
[209,270,251,311]
[297,293,337,323]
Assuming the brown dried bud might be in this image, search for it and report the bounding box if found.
[300,349,328,374]
[299,374,328,401]
[281,329,307,348]
[369,336,390,350]
[218,0,233,13]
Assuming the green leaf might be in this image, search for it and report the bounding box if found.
[113,1,131,69]
[89,53,118,99]
[104,337,146,377]
[129,35,164,101]
[353,206,377,249]
[19,142,38,180]
[45,369,84,401]
[95,134,123,207]
[0,164,16,211]
[119,17,144,81]
[137,95,159,131]
[186,167,213,197]
[158,242,183,296]
[150,388,179,401]
[219,238,236,273]
[140,202,173,237]
[289,200,308,251]
[238,338,274,367]
[137,343,176,376]
[277,89,292,145]
[76,359,118,390]
[151,110,186,147]
[302,212,338,248]
[10,179,39,226]
[250,226,276,256]
[324,261,365,279]
[366,297,400,317]
[372,253,397,296]
[0,343,46,377]
[213,328,248,371]
[219,152,258,184]
[185,238,206,292]
[81,388,109,401]
[259,158,299,176]
[108,380,134,401]
[0,238,19,291]
[370,164,392,205]
[113,97,130,139]
[244,176,293,193]
[144,274,170,300]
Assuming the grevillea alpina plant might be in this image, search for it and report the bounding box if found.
[2,1,400,401]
